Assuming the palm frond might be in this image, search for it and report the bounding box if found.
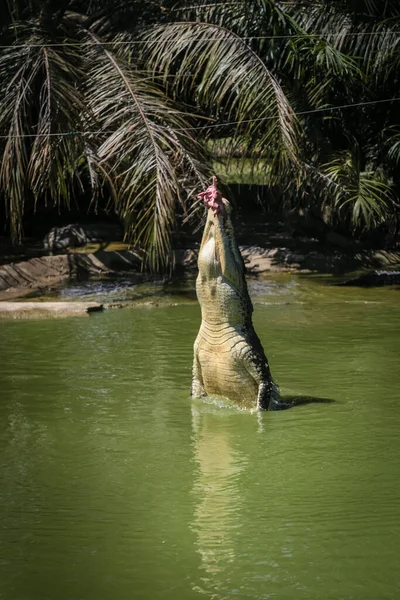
[85,31,211,270]
[323,150,392,229]
[286,1,400,83]
[142,20,299,176]
[0,19,95,241]
[27,42,89,209]
[386,129,400,167]
[0,33,40,239]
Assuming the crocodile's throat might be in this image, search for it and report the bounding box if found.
[198,221,222,279]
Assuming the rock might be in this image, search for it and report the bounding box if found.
[0,255,73,292]
[43,222,123,251]
[240,246,300,273]
[0,251,144,298]
[0,255,111,293]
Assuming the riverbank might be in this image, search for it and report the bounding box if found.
[0,245,145,301]
[1,242,400,302]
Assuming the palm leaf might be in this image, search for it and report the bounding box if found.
[323,151,392,229]
[142,20,299,173]
[0,33,40,240]
[0,18,95,241]
[27,41,90,209]
[386,129,400,167]
[85,31,211,270]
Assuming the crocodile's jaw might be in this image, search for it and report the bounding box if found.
[196,207,248,327]
[198,219,219,279]
[198,204,244,284]
[198,208,226,269]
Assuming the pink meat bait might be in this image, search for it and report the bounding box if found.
[198,176,226,217]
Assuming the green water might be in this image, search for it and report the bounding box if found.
[1,275,400,600]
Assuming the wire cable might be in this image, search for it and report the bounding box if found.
[0,30,397,49]
[0,97,399,139]
[184,97,400,131]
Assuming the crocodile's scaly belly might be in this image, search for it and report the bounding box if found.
[197,323,258,407]
[196,275,249,326]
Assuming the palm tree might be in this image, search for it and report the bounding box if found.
[1,0,399,270]
[0,0,213,269]
[0,0,307,269]
[143,0,400,237]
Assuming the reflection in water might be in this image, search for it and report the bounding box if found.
[190,403,249,597]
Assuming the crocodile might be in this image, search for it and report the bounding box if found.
[191,178,279,410]
[336,270,400,287]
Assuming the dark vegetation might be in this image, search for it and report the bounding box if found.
[1,0,399,270]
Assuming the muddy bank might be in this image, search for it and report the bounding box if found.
[175,246,400,275]
[1,244,400,301]
[0,250,143,300]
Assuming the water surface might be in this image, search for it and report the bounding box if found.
[1,275,399,600]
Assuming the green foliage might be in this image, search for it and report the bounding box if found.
[0,16,90,241]
[0,0,211,269]
[85,30,210,269]
[142,20,299,176]
[1,0,400,269]
[323,151,392,229]
[142,0,400,239]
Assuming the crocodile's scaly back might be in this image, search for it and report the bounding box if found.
[192,195,279,410]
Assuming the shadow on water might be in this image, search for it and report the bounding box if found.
[269,395,336,411]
